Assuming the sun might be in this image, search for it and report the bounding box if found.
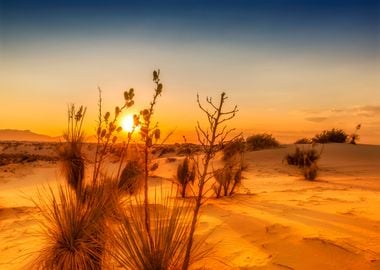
[121,114,134,132]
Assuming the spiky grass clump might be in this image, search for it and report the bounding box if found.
[59,105,86,194]
[110,194,205,270]
[246,133,279,151]
[33,184,115,270]
[176,157,196,198]
[118,160,144,195]
[304,162,318,180]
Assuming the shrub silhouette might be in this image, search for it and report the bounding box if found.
[246,133,279,151]
[110,194,206,270]
[58,105,86,196]
[222,138,245,161]
[213,164,244,198]
[349,124,361,145]
[312,128,348,143]
[118,159,144,195]
[285,146,322,181]
[176,157,196,198]
[33,184,115,270]
[294,138,312,144]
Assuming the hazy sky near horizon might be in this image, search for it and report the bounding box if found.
[1,0,379,143]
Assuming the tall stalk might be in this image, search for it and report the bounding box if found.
[182,92,238,270]
[139,69,163,245]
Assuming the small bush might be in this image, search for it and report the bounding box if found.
[285,147,319,167]
[222,138,245,161]
[304,163,318,180]
[312,128,348,143]
[285,146,321,181]
[294,138,312,144]
[246,133,279,151]
[176,157,196,198]
[118,160,143,195]
[213,164,244,197]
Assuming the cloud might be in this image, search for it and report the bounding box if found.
[305,117,328,122]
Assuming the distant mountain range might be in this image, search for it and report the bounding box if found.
[0,129,60,142]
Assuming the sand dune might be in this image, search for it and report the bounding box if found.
[0,143,379,269]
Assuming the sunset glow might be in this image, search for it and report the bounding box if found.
[121,114,134,133]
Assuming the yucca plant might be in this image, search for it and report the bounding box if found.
[118,159,144,195]
[176,157,196,198]
[32,183,115,270]
[110,194,205,270]
[59,105,86,196]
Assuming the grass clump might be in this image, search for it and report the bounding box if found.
[222,138,245,161]
[58,105,86,196]
[110,194,203,270]
[285,146,322,180]
[33,184,114,270]
[246,133,279,151]
[312,128,348,143]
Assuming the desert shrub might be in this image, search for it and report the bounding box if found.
[294,138,312,144]
[285,147,319,167]
[176,157,196,198]
[304,163,318,180]
[246,133,279,151]
[312,128,348,143]
[33,184,114,270]
[213,164,244,198]
[285,146,321,181]
[118,160,144,195]
[110,195,206,270]
[222,138,245,161]
[348,124,361,145]
[58,105,86,195]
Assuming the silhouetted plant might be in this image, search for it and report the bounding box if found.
[33,183,115,270]
[349,124,361,145]
[110,194,206,270]
[222,137,245,161]
[312,128,348,143]
[246,133,279,151]
[176,157,196,198]
[138,69,164,248]
[182,92,238,270]
[285,146,320,167]
[58,105,86,196]
[118,159,144,195]
[285,145,322,181]
[294,138,312,144]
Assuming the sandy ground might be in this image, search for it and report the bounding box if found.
[0,142,379,269]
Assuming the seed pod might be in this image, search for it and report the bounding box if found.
[101,129,106,138]
[147,137,152,147]
[124,91,129,101]
[116,126,123,133]
[104,112,110,121]
[154,129,161,140]
[133,114,140,126]
[150,162,159,171]
[97,126,101,136]
[126,100,134,108]
[115,106,120,117]
[157,83,163,94]
[112,136,117,143]
[153,70,158,81]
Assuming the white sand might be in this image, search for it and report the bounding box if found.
[0,143,379,269]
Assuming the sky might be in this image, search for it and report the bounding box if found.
[0,0,379,143]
